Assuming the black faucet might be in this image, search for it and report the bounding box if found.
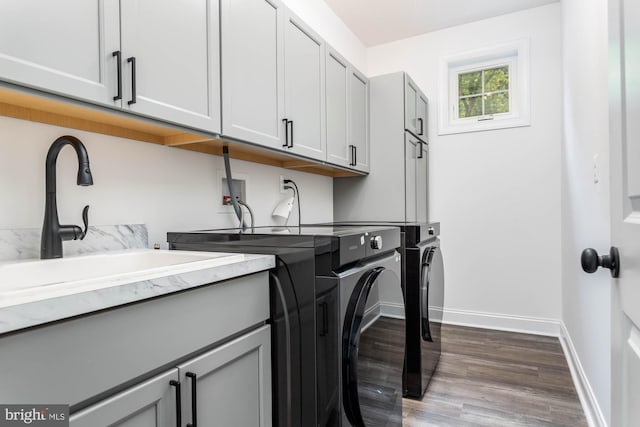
[41,135,94,259]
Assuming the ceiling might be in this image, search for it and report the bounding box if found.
[323,0,559,47]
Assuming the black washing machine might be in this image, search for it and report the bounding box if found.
[308,221,444,399]
[168,225,405,427]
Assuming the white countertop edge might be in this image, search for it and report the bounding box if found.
[0,253,274,336]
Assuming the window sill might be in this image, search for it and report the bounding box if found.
[438,115,531,135]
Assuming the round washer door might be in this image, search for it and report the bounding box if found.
[342,266,404,427]
[420,246,444,342]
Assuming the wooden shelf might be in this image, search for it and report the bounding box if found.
[0,86,363,178]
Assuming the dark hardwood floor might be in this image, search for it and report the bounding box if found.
[403,324,588,427]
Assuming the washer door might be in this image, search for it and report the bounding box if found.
[342,266,404,427]
[420,246,444,342]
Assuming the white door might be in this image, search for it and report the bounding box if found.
[0,0,120,106]
[120,0,220,132]
[283,12,326,161]
[609,0,640,424]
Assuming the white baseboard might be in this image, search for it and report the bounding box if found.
[559,323,608,427]
[380,302,405,319]
[441,307,561,336]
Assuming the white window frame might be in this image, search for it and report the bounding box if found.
[438,39,530,135]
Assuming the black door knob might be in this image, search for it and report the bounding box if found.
[581,247,620,278]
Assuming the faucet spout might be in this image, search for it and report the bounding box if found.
[41,136,94,259]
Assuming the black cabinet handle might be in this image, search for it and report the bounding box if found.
[319,302,329,336]
[186,372,197,427]
[169,380,182,427]
[127,56,137,105]
[282,119,289,147]
[112,51,122,101]
[288,120,294,148]
[418,142,424,159]
[349,145,355,166]
[418,118,424,136]
[354,146,357,166]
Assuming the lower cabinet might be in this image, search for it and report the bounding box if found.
[69,369,179,427]
[70,326,272,427]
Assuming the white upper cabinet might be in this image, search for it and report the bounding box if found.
[0,0,220,133]
[0,0,120,106]
[120,0,221,132]
[221,0,286,150]
[282,13,326,161]
[221,0,327,161]
[325,48,350,167]
[417,94,428,140]
[405,74,428,142]
[349,68,370,173]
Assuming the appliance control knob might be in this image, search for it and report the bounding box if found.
[371,235,382,250]
[428,227,435,235]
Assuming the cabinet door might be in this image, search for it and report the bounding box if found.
[69,369,179,427]
[416,94,428,141]
[283,12,326,161]
[177,326,272,427]
[120,0,220,132]
[325,49,350,167]
[416,142,428,223]
[350,68,370,172]
[404,75,419,134]
[405,135,419,222]
[221,0,285,149]
[0,0,120,106]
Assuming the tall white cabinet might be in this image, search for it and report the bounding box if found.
[334,71,429,222]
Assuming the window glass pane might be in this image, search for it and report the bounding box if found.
[484,92,509,115]
[484,66,509,92]
[458,71,482,96]
[459,96,483,118]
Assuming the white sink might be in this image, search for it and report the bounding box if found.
[0,250,244,300]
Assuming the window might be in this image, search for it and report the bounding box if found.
[438,39,530,135]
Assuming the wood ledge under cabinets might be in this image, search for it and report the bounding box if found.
[0,86,362,178]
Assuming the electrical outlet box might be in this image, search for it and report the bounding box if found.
[279,175,290,194]
[221,177,246,206]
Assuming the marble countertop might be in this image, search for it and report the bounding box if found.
[0,249,275,336]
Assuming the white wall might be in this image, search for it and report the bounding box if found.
[561,0,610,423]
[0,117,333,248]
[367,4,563,330]
[281,0,368,72]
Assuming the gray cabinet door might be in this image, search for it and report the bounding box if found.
[350,69,370,173]
[404,75,419,135]
[405,135,419,222]
[283,12,326,161]
[417,94,428,141]
[69,369,179,427]
[416,142,428,223]
[326,48,350,167]
[120,0,221,132]
[0,0,120,106]
[177,326,272,427]
[221,0,285,149]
